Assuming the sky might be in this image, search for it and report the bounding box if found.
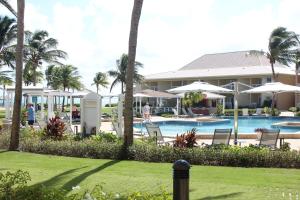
[1,0,300,94]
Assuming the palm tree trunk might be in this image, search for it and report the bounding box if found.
[270,62,276,110]
[121,82,124,94]
[96,85,99,94]
[124,0,143,147]
[295,63,299,107]
[2,84,5,107]
[10,0,25,151]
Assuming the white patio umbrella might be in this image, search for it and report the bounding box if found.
[167,81,233,93]
[241,82,300,94]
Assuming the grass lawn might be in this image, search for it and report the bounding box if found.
[1,151,300,199]
[101,107,116,115]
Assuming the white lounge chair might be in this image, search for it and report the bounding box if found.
[172,108,189,118]
[252,108,263,116]
[187,108,203,117]
[242,108,249,116]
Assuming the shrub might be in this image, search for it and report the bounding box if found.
[105,103,117,107]
[91,132,119,143]
[289,107,299,112]
[0,170,171,200]
[160,113,174,118]
[174,128,197,148]
[216,103,223,116]
[44,116,66,140]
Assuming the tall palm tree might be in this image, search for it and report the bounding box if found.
[0,16,17,69]
[0,0,17,17]
[23,63,43,85]
[294,50,300,106]
[24,30,67,85]
[92,72,109,94]
[52,65,81,111]
[124,0,144,147]
[45,64,55,87]
[182,92,204,108]
[0,70,12,106]
[108,53,143,94]
[9,0,24,151]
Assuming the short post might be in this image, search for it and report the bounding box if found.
[173,160,190,200]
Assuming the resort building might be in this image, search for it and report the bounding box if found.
[138,50,297,110]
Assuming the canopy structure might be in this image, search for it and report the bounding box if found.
[141,89,178,98]
[167,81,233,93]
[241,82,300,94]
[177,91,225,99]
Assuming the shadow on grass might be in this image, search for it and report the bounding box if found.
[198,192,243,200]
[34,166,88,188]
[62,160,120,191]
[0,150,9,154]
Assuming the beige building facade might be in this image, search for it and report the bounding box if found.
[139,51,297,110]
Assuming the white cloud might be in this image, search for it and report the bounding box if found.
[2,0,300,94]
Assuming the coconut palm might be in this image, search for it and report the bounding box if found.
[45,64,55,88]
[0,70,12,106]
[92,72,109,94]
[0,0,17,17]
[0,16,17,69]
[108,53,143,94]
[23,63,43,85]
[123,0,144,147]
[51,65,82,111]
[9,0,24,150]
[24,30,67,85]
[251,27,298,81]
[294,50,300,105]
[182,92,204,108]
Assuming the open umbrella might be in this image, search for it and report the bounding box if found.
[241,82,300,93]
[167,81,233,93]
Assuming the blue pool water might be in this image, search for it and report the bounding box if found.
[133,117,300,136]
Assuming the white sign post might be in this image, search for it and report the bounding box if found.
[80,92,101,135]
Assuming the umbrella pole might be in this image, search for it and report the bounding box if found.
[234,82,238,145]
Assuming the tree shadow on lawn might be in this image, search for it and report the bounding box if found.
[62,160,120,191]
[0,150,9,154]
[197,192,243,200]
[34,166,89,188]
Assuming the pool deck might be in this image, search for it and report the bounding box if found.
[98,116,300,151]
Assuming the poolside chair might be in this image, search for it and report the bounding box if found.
[258,129,280,149]
[145,123,168,145]
[187,108,203,117]
[172,108,189,118]
[252,108,263,116]
[212,128,232,146]
[242,108,249,116]
[182,108,190,116]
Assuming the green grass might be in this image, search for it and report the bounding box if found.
[101,107,116,115]
[1,151,300,199]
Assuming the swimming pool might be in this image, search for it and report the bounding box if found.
[133,117,300,136]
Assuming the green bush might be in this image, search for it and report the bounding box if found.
[0,170,171,200]
[289,107,299,112]
[160,113,174,118]
[91,132,120,143]
[1,133,300,168]
[105,103,117,107]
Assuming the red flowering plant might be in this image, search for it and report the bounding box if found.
[44,116,66,140]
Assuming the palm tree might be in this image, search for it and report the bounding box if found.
[92,72,108,94]
[108,53,143,94]
[0,70,12,106]
[23,63,43,85]
[0,16,17,69]
[124,0,144,147]
[24,30,67,85]
[52,65,82,111]
[294,50,300,106]
[0,0,17,17]
[45,65,55,87]
[9,0,24,151]
[182,92,204,108]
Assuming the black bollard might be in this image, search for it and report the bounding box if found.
[173,159,190,200]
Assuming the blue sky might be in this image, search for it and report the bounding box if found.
[1,0,300,94]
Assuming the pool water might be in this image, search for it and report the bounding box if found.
[133,117,300,136]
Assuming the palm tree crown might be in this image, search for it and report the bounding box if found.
[0,0,17,17]
[0,16,16,68]
[24,30,67,85]
[92,72,109,94]
[108,53,143,93]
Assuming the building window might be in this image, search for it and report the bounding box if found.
[266,77,272,83]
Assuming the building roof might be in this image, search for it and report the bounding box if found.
[139,89,177,98]
[180,50,284,70]
[145,65,294,81]
[145,50,295,81]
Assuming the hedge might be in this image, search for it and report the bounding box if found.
[1,133,300,168]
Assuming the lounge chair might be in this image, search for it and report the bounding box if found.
[252,108,263,116]
[242,108,249,116]
[212,128,232,145]
[182,108,190,116]
[172,108,189,118]
[258,129,280,149]
[187,108,203,117]
[145,123,171,145]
